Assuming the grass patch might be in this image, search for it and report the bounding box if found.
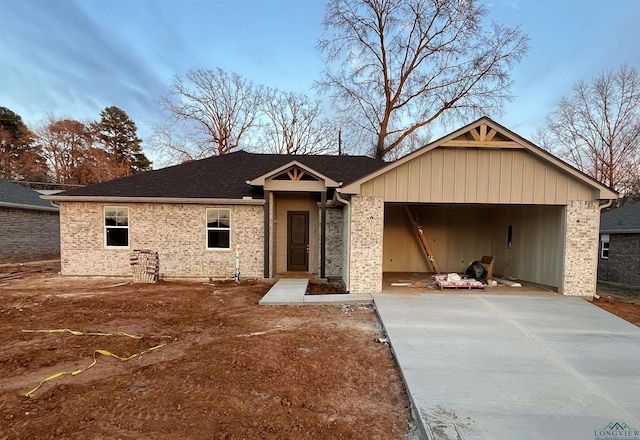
[597,281,640,302]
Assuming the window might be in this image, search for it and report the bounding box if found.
[600,234,610,259]
[105,207,129,247]
[207,208,230,249]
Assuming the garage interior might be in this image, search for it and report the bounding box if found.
[382,203,565,293]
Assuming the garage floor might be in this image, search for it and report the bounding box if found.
[382,272,556,294]
[373,293,640,440]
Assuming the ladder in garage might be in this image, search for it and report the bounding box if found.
[405,206,441,274]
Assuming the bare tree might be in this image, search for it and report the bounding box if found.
[36,117,91,184]
[317,0,528,159]
[157,68,262,161]
[538,65,640,197]
[258,88,338,155]
[148,122,195,166]
[72,147,132,185]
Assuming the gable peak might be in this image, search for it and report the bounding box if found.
[442,121,521,149]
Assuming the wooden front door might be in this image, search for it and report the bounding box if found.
[287,211,309,272]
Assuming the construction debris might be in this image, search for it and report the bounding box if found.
[130,249,159,283]
[21,328,173,398]
[22,328,143,339]
[493,277,522,287]
[0,266,54,282]
[433,274,484,290]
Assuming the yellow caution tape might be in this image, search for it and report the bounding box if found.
[22,329,143,339]
[22,330,173,398]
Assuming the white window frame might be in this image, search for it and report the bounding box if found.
[600,234,610,259]
[206,208,231,250]
[104,206,129,248]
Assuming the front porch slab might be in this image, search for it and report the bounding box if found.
[259,278,308,305]
[259,278,373,305]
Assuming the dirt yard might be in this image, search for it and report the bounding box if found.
[595,281,640,327]
[0,264,412,440]
[593,298,640,327]
[3,263,640,440]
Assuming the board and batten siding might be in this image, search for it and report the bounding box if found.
[361,148,596,204]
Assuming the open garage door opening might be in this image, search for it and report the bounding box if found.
[383,203,565,292]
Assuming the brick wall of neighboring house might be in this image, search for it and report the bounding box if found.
[349,196,384,293]
[563,201,600,297]
[598,233,640,286]
[59,202,264,279]
[322,206,343,279]
[0,207,60,262]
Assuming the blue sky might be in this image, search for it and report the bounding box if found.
[1,0,639,157]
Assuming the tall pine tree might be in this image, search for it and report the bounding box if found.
[93,106,151,175]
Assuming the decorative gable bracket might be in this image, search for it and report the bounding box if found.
[442,123,522,148]
[247,161,340,192]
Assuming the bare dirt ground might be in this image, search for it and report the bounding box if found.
[0,263,411,440]
[593,297,640,327]
[595,281,640,327]
[306,282,347,295]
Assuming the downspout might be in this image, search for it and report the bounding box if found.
[599,199,614,211]
[335,191,351,292]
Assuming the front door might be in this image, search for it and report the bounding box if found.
[287,211,309,272]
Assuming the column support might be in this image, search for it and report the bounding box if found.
[263,190,270,278]
[320,190,326,279]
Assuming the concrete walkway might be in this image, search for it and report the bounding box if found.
[258,278,373,305]
[373,293,640,440]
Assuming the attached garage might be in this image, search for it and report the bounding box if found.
[340,117,617,297]
[383,204,565,289]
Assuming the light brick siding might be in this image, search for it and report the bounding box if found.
[598,233,640,285]
[0,207,60,262]
[349,196,384,293]
[322,206,343,278]
[59,202,263,279]
[563,201,600,297]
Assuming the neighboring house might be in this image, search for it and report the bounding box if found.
[44,117,617,297]
[598,202,640,285]
[0,178,60,262]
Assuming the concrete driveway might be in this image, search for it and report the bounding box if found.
[373,294,640,440]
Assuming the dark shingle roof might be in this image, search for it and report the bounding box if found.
[600,202,640,233]
[0,178,56,209]
[55,151,386,199]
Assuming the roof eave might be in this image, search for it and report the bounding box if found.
[600,229,640,234]
[597,188,619,200]
[41,196,265,205]
[0,201,59,212]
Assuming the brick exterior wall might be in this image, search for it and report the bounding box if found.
[59,202,263,279]
[322,206,343,278]
[349,196,384,293]
[598,233,640,285]
[0,207,60,262]
[563,201,600,297]
[342,203,350,288]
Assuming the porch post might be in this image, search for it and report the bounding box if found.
[320,190,326,279]
[263,190,270,278]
